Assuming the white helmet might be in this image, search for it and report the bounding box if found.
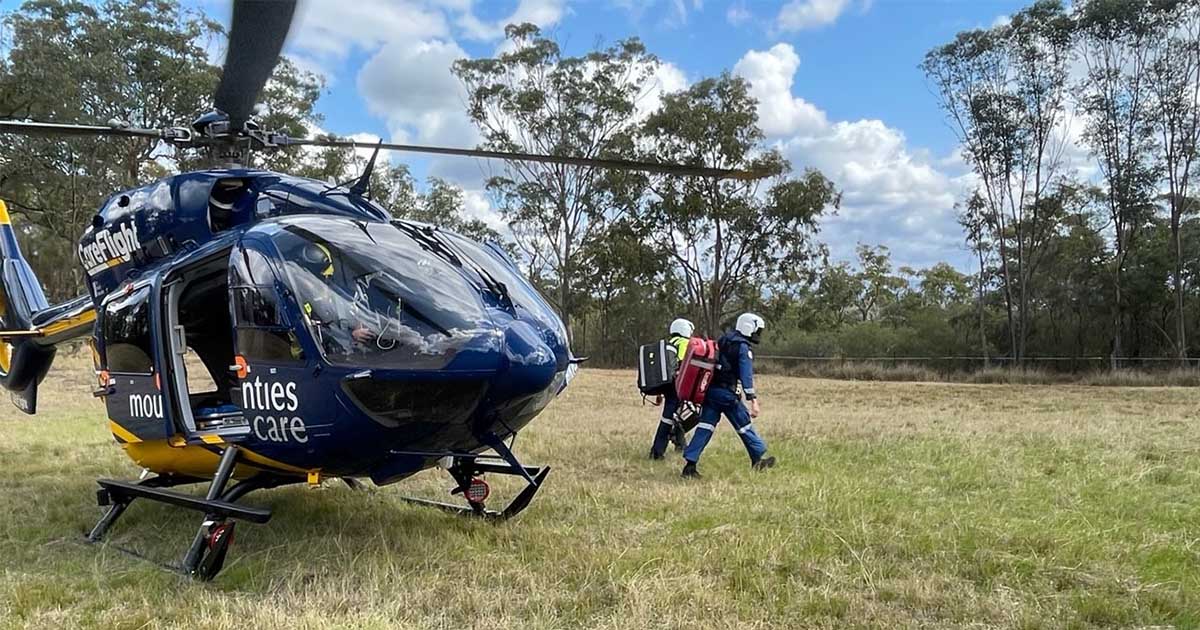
[669,318,694,338]
[735,313,765,343]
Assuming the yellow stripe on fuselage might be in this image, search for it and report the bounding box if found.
[113,432,309,479]
[41,309,96,337]
[108,420,142,444]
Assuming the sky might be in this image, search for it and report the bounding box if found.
[210,0,1034,271]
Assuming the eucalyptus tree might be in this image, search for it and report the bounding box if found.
[453,23,659,343]
[637,73,837,336]
[1145,0,1200,361]
[923,0,1074,362]
[1073,0,1163,367]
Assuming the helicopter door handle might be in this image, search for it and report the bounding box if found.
[171,325,187,355]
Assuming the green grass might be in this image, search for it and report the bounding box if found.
[1,360,1199,628]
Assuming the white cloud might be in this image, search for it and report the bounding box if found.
[733,44,975,269]
[635,62,688,120]
[357,39,475,147]
[457,0,566,41]
[733,44,828,137]
[614,0,703,28]
[355,36,508,194]
[776,0,854,32]
[291,0,449,60]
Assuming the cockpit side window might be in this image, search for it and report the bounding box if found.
[229,247,303,363]
[269,217,494,370]
[101,286,154,374]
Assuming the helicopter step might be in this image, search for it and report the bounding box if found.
[86,445,296,581]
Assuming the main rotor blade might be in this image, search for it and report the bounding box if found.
[284,138,767,181]
[0,120,166,140]
[213,0,298,129]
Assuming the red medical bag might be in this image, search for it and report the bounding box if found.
[675,338,718,404]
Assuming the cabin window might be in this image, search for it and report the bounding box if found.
[101,286,154,374]
[229,248,303,362]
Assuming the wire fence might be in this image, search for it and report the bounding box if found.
[754,355,1200,374]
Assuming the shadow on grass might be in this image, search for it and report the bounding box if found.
[6,469,518,593]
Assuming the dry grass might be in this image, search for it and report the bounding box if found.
[1,359,1199,628]
[760,359,1200,387]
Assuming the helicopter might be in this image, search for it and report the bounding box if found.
[0,0,760,580]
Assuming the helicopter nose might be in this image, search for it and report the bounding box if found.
[498,319,558,396]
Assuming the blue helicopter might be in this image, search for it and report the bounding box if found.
[0,0,758,580]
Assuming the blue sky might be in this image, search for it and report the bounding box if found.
[219,0,1033,270]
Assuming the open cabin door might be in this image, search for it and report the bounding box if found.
[161,251,248,440]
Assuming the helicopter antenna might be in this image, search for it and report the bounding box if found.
[349,140,383,198]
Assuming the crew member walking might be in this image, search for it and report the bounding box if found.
[682,313,776,478]
[650,318,695,459]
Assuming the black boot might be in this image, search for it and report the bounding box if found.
[681,461,701,478]
[671,424,687,451]
[649,449,665,461]
[752,455,777,471]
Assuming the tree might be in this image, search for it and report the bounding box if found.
[811,262,858,328]
[1074,0,1163,366]
[1145,0,1200,362]
[638,74,838,336]
[852,244,905,323]
[453,23,658,343]
[959,191,994,361]
[575,218,673,363]
[922,0,1074,362]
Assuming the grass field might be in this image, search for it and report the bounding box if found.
[1,358,1199,629]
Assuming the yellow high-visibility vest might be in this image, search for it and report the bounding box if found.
[668,335,689,361]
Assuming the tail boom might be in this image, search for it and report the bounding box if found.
[0,200,95,413]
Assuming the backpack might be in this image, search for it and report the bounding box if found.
[675,337,718,404]
[636,339,679,395]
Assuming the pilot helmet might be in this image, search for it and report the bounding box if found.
[301,242,334,278]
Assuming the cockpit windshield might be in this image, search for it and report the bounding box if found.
[270,217,494,369]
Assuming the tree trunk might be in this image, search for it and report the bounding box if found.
[1173,216,1187,364]
[1112,254,1123,370]
[976,258,988,367]
[996,233,1018,364]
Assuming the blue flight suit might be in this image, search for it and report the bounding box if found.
[683,330,768,465]
[650,334,691,456]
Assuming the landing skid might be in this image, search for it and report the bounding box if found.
[396,437,551,520]
[85,445,297,581]
[399,466,550,519]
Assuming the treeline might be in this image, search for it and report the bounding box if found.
[497,0,1200,370]
[922,0,1200,367]
[2,0,1199,373]
[580,0,1200,369]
